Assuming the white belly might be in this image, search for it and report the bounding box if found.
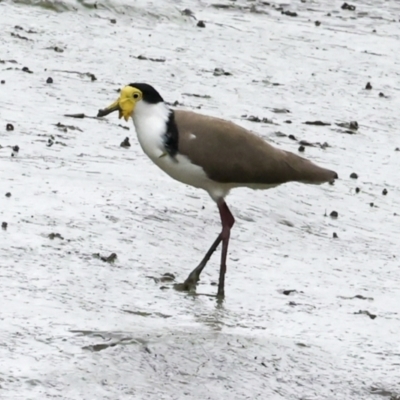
[132,107,232,201]
[135,125,230,201]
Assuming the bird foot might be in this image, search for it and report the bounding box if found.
[173,270,200,293]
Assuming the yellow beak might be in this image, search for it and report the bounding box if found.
[97,86,137,121]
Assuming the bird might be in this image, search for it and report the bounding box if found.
[97,83,338,298]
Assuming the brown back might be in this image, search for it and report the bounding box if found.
[175,110,338,185]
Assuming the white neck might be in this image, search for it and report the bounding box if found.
[132,101,171,160]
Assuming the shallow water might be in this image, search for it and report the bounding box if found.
[1,0,400,399]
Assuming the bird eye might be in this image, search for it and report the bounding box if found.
[133,93,139,99]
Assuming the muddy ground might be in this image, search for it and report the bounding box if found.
[1,0,400,399]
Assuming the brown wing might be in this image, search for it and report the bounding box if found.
[174,110,338,185]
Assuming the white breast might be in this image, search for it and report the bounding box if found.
[132,101,232,202]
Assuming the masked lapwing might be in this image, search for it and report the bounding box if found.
[98,83,338,298]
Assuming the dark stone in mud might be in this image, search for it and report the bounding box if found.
[46,77,53,84]
[1,80,5,84]
[48,232,64,240]
[382,188,388,195]
[379,92,387,98]
[110,19,117,24]
[1,222,8,230]
[12,145,19,152]
[315,21,321,26]
[299,140,315,147]
[103,253,117,263]
[354,310,376,319]
[370,202,374,207]
[213,67,232,76]
[136,55,166,63]
[350,172,358,179]
[330,211,339,218]
[355,187,360,193]
[120,137,131,148]
[298,145,305,152]
[333,232,338,238]
[281,10,298,17]
[197,20,206,28]
[245,115,273,123]
[335,121,358,132]
[365,82,372,90]
[5,192,11,197]
[285,120,292,124]
[282,289,297,295]
[22,66,33,73]
[94,253,117,263]
[288,134,297,140]
[303,120,331,126]
[6,123,14,131]
[272,108,290,114]
[341,2,356,11]
[160,273,176,282]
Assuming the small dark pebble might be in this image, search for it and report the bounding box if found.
[349,121,359,130]
[370,202,374,207]
[355,187,360,193]
[245,115,273,123]
[46,77,53,84]
[379,92,386,98]
[22,66,33,73]
[365,82,372,90]
[1,222,7,230]
[283,289,297,296]
[213,68,232,76]
[288,134,297,141]
[299,140,315,147]
[48,232,64,240]
[197,20,206,28]
[6,123,14,131]
[382,189,388,195]
[1,80,5,84]
[89,73,97,81]
[298,145,305,152]
[5,192,11,197]
[341,2,356,11]
[285,120,292,124]
[350,172,358,179]
[333,232,338,238]
[304,120,331,126]
[281,10,297,17]
[315,21,321,26]
[54,46,64,53]
[396,148,400,151]
[159,273,176,282]
[330,211,339,218]
[110,18,116,24]
[12,145,19,152]
[120,137,131,148]
[98,253,117,263]
[354,310,376,320]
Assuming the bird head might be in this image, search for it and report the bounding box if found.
[97,83,164,121]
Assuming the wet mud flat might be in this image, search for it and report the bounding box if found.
[1,0,400,399]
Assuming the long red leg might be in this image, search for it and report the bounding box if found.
[216,200,235,297]
[175,199,235,296]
